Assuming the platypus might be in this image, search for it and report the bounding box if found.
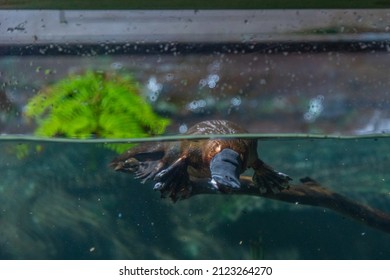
[110,120,291,201]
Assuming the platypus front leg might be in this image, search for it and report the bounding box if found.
[251,159,291,193]
[154,155,191,202]
[110,142,167,183]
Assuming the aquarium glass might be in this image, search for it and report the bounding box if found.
[1,9,390,259]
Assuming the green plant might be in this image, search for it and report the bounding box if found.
[25,70,170,153]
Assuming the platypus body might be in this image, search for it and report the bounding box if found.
[110,120,291,201]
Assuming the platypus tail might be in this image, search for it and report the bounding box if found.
[251,159,292,194]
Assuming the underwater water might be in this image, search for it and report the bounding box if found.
[1,135,390,260]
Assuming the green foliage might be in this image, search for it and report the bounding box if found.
[25,70,170,153]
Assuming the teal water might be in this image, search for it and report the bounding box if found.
[1,135,390,259]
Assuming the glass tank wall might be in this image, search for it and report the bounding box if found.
[1,9,390,259]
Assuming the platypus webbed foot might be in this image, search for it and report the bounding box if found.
[252,159,292,194]
[111,157,165,184]
[134,161,166,183]
[209,148,242,192]
[154,156,191,202]
[109,142,167,183]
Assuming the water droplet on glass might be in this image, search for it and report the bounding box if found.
[179,124,188,134]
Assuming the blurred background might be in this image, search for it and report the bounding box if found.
[1,9,390,135]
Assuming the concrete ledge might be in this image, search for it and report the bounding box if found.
[1,10,390,45]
